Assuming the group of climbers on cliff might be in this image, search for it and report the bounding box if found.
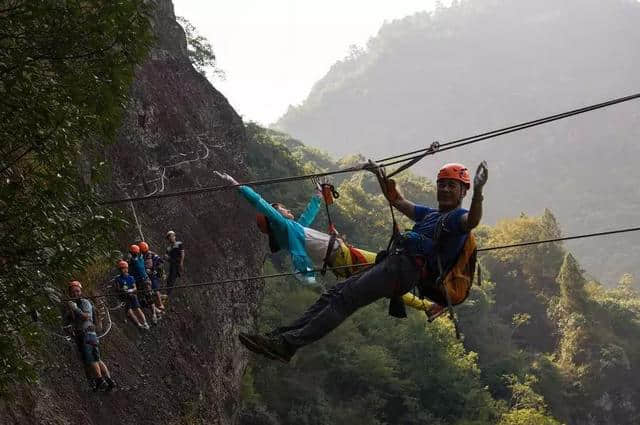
[65,230,185,389]
[117,240,164,329]
[115,231,184,329]
[215,159,488,362]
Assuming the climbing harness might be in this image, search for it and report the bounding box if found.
[47,298,112,343]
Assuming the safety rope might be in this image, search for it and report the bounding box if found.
[382,91,640,176]
[477,226,640,252]
[100,92,640,205]
[129,200,145,242]
[63,224,640,302]
[97,303,112,340]
[320,183,340,276]
[101,163,370,205]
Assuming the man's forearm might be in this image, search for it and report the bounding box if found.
[392,198,416,220]
[466,189,483,230]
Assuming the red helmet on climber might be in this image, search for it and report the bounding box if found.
[437,163,470,189]
[138,241,149,253]
[68,280,82,292]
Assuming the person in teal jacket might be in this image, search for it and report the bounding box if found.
[215,171,321,284]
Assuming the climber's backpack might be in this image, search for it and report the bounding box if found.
[418,231,477,307]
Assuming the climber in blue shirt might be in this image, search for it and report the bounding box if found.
[235,161,488,363]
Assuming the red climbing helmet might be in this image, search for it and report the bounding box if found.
[68,280,82,291]
[129,244,140,254]
[117,260,129,269]
[437,163,470,189]
[138,241,149,253]
[256,214,269,234]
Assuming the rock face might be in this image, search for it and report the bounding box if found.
[1,1,264,424]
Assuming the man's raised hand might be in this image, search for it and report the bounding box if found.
[473,161,488,190]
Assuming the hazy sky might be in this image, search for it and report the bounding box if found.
[173,0,440,125]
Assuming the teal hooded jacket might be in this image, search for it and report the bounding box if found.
[238,186,321,284]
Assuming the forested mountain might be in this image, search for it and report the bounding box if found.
[275,0,640,283]
[5,1,640,424]
[239,125,640,425]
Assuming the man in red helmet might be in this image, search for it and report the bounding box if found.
[239,161,488,363]
[139,241,166,318]
[66,280,116,391]
[116,260,150,330]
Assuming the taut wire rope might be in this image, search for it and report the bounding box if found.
[64,224,640,302]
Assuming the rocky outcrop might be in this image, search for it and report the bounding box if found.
[1,1,264,424]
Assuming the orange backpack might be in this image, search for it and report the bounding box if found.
[419,233,477,307]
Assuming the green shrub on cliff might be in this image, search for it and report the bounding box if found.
[0,0,152,390]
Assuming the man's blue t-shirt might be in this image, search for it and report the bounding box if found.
[403,205,469,272]
[129,255,148,282]
[116,274,136,291]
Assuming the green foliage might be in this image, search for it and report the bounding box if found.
[498,408,563,425]
[243,124,639,424]
[242,265,501,425]
[0,0,152,390]
[556,254,588,311]
[177,16,224,79]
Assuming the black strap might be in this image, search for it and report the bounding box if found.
[371,166,400,251]
[387,142,440,178]
[320,183,340,276]
[321,232,338,276]
[433,212,461,339]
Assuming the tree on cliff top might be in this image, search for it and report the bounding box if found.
[557,254,588,311]
[0,0,152,391]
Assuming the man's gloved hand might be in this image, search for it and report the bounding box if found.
[473,161,488,190]
[213,171,239,185]
[386,178,403,203]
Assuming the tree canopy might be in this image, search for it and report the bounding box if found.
[0,0,152,390]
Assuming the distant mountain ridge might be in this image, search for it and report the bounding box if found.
[275,0,640,283]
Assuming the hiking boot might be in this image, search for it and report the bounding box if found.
[105,377,116,392]
[239,333,277,360]
[239,333,296,363]
[93,377,107,392]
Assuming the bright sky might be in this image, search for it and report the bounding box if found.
[173,0,439,125]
